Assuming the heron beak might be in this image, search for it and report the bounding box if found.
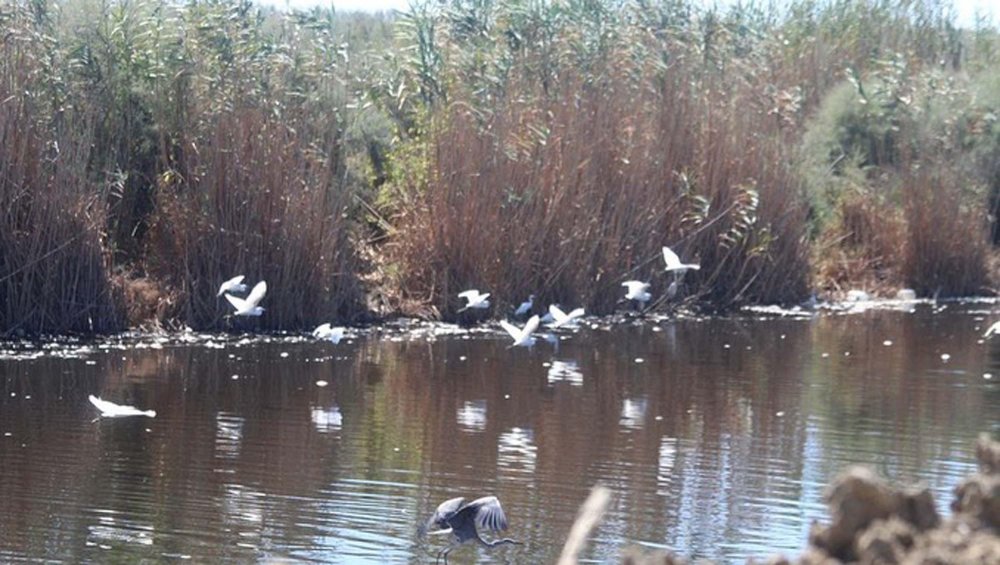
[428,528,454,536]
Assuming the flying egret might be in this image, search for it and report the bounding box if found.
[514,295,535,317]
[89,395,156,418]
[499,315,540,347]
[984,321,1000,339]
[225,280,267,316]
[217,275,248,297]
[458,290,491,312]
[420,496,520,564]
[662,246,701,273]
[622,280,652,306]
[312,323,346,344]
[548,304,585,328]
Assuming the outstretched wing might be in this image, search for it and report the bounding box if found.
[499,320,521,340]
[225,293,249,312]
[245,281,267,308]
[662,246,681,269]
[467,496,509,532]
[89,395,117,414]
[458,290,480,300]
[420,496,465,537]
[549,304,567,322]
[313,323,332,337]
[566,307,584,320]
[985,321,1000,338]
[218,275,245,296]
[520,315,540,340]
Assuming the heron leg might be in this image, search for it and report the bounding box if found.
[441,546,453,565]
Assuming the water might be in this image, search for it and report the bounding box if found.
[1,305,999,564]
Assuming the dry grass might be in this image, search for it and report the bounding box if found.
[0,18,121,335]
[388,62,810,317]
[147,107,366,330]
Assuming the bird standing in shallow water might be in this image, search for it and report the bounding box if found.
[514,294,535,317]
[420,496,520,564]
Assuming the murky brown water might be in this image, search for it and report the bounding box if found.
[1,304,999,564]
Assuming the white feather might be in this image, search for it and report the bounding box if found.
[548,304,585,328]
[313,323,346,344]
[89,395,156,418]
[622,280,652,303]
[217,275,248,297]
[662,246,700,272]
[225,280,267,316]
[500,315,540,347]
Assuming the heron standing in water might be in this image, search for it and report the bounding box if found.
[420,496,521,563]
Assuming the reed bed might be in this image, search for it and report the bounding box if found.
[1,0,999,333]
[0,8,121,335]
[385,3,811,317]
[148,107,366,330]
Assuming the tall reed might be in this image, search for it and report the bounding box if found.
[386,27,811,316]
[0,6,121,335]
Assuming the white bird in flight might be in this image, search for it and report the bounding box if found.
[313,323,346,344]
[514,295,535,316]
[499,315,540,347]
[89,395,156,418]
[458,290,491,312]
[984,321,1000,339]
[662,246,700,273]
[622,280,652,305]
[217,275,248,297]
[225,280,267,316]
[548,304,585,328]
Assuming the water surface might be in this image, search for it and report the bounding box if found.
[1,304,999,563]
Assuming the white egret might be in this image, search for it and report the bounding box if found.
[312,323,346,344]
[89,395,156,418]
[499,315,540,348]
[225,280,267,316]
[622,280,652,305]
[548,304,584,328]
[458,290,491,312]
[514,295,535,317]
[217,275,248,297]
[662,246,700,273]
[984,321,1000,339]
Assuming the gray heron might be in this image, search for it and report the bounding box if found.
[420,496,521,563]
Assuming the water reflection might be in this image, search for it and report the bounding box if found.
[546,359,583,386]
[0,305,998,563]
[456,400,487,432]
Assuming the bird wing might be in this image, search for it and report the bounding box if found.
[549,304,567,322]
[985,321,1000,338]
[520,315,540,340]
[225,293,249,312]
[329,327,345,343]
[218,275,245,296]
[467,496,509,532]
[312,323,331,337]
[89,395,117,414]
[499,320,521,340]
[566,307,584,319]
[421,496,465,536]
[622,280,648,292]
[245,281,267,307]
[662,246,681,269]
[458,290,480,300]
[515,301,530,315]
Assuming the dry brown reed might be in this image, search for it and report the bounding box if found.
[147,106,365,330]
[0,13,122,335]
[388,58,810,317]
[901,166,990,297]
